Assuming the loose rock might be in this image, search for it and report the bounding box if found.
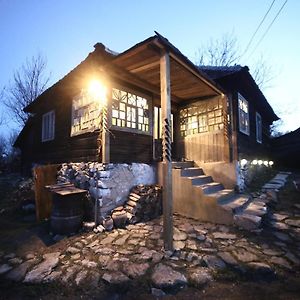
[102,271,130,284]
[151,263,187,290]
[6,259,37,282]
[0,264,13,275]
[24,252,60,283]
[203,255,226,269]
[188,267,212,287]
[123,262,149,278]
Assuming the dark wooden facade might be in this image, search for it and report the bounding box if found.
[200,66,279,161]
[15,35,278,175]
[176,96,230,163]
[15,34,225,172]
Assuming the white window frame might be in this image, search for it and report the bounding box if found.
[42,110,55,142]
[238,93,250,135]
[70,91,101,137]
[256,112,262,143]
[111,86,152,135]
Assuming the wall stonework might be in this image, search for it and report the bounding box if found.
[57,162,156,219]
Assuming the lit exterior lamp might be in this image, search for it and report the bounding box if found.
[240,159,248,168]
[88,79,107,107]
[87,79,109,163]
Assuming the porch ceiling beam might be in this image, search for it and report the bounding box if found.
[160,50,173,251]
[129,60,160,74]
[100,61,182,103]
[153,40,224,96]
[178,94,218,107]
[112,42,152,64]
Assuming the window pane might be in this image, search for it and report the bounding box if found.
[111,88,149,132]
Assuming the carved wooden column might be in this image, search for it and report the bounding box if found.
[160,51,173,251]
[101,87,111,164]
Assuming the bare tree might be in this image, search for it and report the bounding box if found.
[196,32,240,67]
[196,33,275,90]
[251,55,276,90]
[1,53,50,127]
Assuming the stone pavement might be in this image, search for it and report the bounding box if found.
[0,173,299,296]
[0,211,300,295]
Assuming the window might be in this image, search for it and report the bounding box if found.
[256,112,262,143]
[112,88,150,133]
[238,94,249,135]
[179,97,224,137]
[42,110,55,142]
[71,91,101,136]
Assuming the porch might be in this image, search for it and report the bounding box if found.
[87,33,234,250]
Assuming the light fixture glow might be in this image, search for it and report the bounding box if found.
[88,79,107,105]
[252,159,258,165]
[240,159,248,167]
[258,160,263,165]
[269,161,274,166]
[263,160,269,166]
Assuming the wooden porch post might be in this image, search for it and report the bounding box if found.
[160,51,173,251]
[101,90,110,164]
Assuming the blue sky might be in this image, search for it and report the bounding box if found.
[0,0,299,136]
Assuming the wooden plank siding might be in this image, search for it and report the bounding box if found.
[174,95,230,163]
[110,130,152,163]
[177,130,227,163]
[18,80,154,167]
[231,92,273,159]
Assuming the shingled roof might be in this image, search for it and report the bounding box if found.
[198,65,245,80]
[199,65,279,122]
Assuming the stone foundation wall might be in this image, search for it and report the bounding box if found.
[57,162,156,219]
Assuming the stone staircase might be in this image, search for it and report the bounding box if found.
[172,161,264,231]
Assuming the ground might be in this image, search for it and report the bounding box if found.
[0,171,300,299]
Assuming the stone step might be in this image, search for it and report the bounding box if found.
[243,201,268,217]
[190,175,213,186]
[218,195,251,214]
[181,167,204,177]
[172,161,194,169]
[234,213,262,231]
[200,182,224,194]
[206,189,235,202]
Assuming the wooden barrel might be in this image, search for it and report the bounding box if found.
[50,192,85,235]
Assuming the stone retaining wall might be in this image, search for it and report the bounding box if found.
[57,162,156,219]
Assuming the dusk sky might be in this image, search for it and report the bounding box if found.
[0,0,299,136]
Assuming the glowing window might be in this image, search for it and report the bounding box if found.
[112,88,149,132]
[71,90,101,136]
[179,98,223,137]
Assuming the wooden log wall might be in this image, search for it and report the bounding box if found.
[19,91,153,166]
[177,130,226,162]
[175,96,230,163]
[110,130,152,163]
